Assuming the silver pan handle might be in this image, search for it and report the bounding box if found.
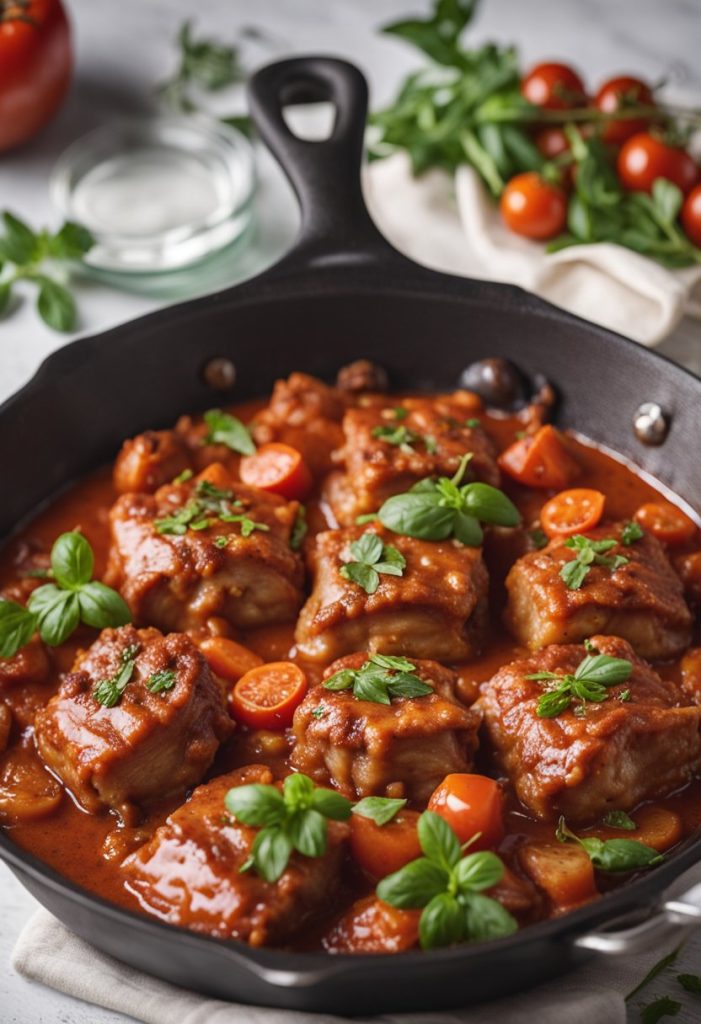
[576,882,701,955]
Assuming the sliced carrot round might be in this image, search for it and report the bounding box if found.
[230,661,308,730]
[199,636,263,683]
[240,443,312,500]
[498,425,579,490]
[634,502,697,546]
[350,809,422,880]
[541,488,606,539]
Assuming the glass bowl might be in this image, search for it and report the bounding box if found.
[50,115,256,275]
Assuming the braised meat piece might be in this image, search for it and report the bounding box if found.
[0,635,49,688]
[505,522,692,659]
[325,394,499,525]
[479,635,701,822]
[113,430,192,495]
[295,523,488,663]
[290,654,480,801]
[323,896,420,954]
[34,625,232,822]
[251,372,349,477]
[105,477,304,633]
[122,764,347,945]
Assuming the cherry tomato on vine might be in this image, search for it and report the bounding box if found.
[500,172,567,240]
[681,184,701,247]
[617,133,698,194]
[535,127,570,159]
[594,76,655,144]
[521,62,586,111]
[0,0,72,152]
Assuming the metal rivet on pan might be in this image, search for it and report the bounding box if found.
[203,357,236,391]
[633,402,669,446]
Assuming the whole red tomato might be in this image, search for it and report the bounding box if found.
[500,172,568,240]
[534,127,570,159]
[594,75,655,144]
[681,184,701,247]
[0,0,72,152]
[521,62,586,111]
[617,133,698,194]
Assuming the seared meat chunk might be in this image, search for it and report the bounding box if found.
[122,764,346,945]
[34,625,232,821]
[251,372,349,477]
[480,635,701,822]
[105,477,304,633]
[505,522,692,659]
[295,524,488,662]
[0,635,49,688]
[113,430,192,495]
[326,394,499,525]
[290,654,480,801]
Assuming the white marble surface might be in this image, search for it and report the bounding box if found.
[1,1,701,1021]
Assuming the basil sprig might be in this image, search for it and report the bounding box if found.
[93,644,140,708]
[378,454,520,546]
[340,531,406,594]
[526,651,633,718]
[559,534,628,590]
[603,810,637,831]
[621,520,644,546]
[146,669,177,694]
[0,533,131,659]
[203,408,256,455]
[556,817,663,872]
[377,811,517,950]
[155,479,268,538]
[324,653,433,705]
[352,796,407,826]
[224,773,353,883]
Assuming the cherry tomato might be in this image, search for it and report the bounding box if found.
[498,425,580,490]
[521,62,586,111]
[500,172,567,240]
[617,133,698,195]
[540,488,605,539]
[199,636,263,683]
[428,774,504,850]
[634,502,697,545]
[230,661,308,730]
[535,127,570,159]
[350,809,422,880]
[240,442,312,500]
[0,0,72,152]
[681,183,701,247]
[594,76,654,144]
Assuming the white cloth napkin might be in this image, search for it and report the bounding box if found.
[363,153,701,346]
[11,861,701,1024]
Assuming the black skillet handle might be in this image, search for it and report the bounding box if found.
[247,56,402,269]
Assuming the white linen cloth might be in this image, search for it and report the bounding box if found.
[363,153,701,347]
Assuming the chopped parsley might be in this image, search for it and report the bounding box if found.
[621,520,644,545]
[146,669,177,694]
[93,644,140,708]
[559,534,629,590]
[155,480,268,539]
[340,531,406,594]
[324,653,433,705]
[526,651,633,718]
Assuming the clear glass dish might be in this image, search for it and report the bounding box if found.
[50,115,256,275]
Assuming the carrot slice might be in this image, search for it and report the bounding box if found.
[195,462,233,491]
[594,806,683,852]
[350,809,422,880]
[498,425,579,490]
[230,661,308,730]
[240,443,312,500]
[634,502,697,545]
[519,842,597,912]
[540,488,605,539]
[199,636,263,683]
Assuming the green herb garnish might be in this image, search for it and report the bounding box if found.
[527,651,633,718]
[155,479,267,538]
[376,811,517,950]
[93,644,140,708]
[172,468,193,485]
[529,527,548,550]
[559,534,629,590]
[203,408,256,455]
[290,506,307,551]
[340,531,406,594]
[556,816,663,872]
[603,810,637,831]
[378,453,519,546]
[224,772,353,883]
[146,669,177,694]
[352,796,407,826]
[621,520,644,545]
[324,653,433,705]
[372,423,423,452]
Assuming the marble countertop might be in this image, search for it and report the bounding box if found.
[1,1,700,1021]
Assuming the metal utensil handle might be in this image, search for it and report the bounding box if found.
[576,882,701,955]
[247,56,400,268]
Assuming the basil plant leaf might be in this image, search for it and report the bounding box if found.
[455,851,504,893]
[378,492,455,540]
[28,586,81,646]
[51,531,94,590]
[419,892,464,950]
[249,827,293,884]
[36,276,76,332]
[224,784,286,827]
[581,837,663,872]
[352,796,407,826]
[0,600,37,659]
[377,857,449,909]
[288,808,327,858]
[78,581,132,629]
[203,408,256,455]
[463,892,518,942]
[461,483,520,527]
[311,788,354,821]
[418,811,462,871]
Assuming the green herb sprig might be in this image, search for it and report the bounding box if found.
[352,796,407,826]
[526,650,633,718]
[377,811,517,949]
[621,520,644,546]
[0,213,94,331]
[0,533,130,659]
[155,479,268,538]
[603,810,637,831]
[340,531,406,594]
[93,644,140,708]
[324,653,433,705]
[378,454,520,546]
[559,534,629,590]
[203,409,256,455]
[556,816,663,872]
[146,669,177,694]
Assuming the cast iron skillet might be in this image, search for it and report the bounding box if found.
[1,57,701,1014]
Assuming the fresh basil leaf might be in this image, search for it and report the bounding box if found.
[453,510,483,546]
[1,212,37,264]
[146,669,177,694]
[581,836,663,872]
[248,826,293,884]
[379,492,455,540]
[462,483,520,527]
[224,784,286,827]
[419,811,462,870]
[603,810,637,831]
[323,668,356,692]
[282,771,315,808]
[382,0,477,66]
[48,222,95,260]
[455,851,504,893]
[36,276,76,332]
[352,796,407,826]
[652,178,683,226]
[462,891,518,941]
[574,654,632,686]
[28,586,80,646]
[621,520,644,545]
[353,671,393,704]
[376,856,449,909]
[77,581,131,629]
[419,892,464,949]
[376,545,406,570]
[560,558,590,590]
[51,531,94,589]
[311,788,354,821]
[0,600,37,659]
[288,808,327,858]
[537,686,573,718]
[340,561,380,594]
[0,280,11,316]
[350,532,384,565]
[203,408,256,455]
[388,673,433,698]
[368,654,415,672]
